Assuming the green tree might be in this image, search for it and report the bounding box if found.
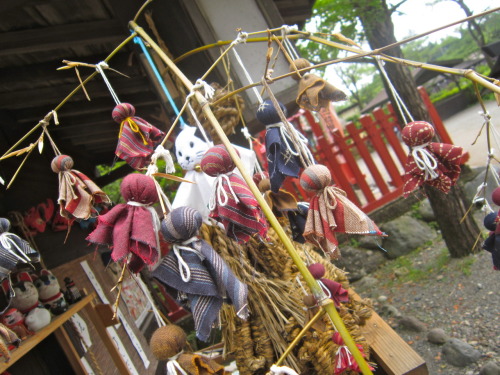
[302,0,481,257]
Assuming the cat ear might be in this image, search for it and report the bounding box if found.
[193,127,211,144]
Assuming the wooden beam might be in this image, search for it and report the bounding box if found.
[0,20,125,57]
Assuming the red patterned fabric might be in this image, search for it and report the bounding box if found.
[332,332,372,374]
[112,103,165,170]
[301,165,384,259]
[201,145,268,243]
[86,174,161,273]
[51,155,110,220]
[402,121,463,197]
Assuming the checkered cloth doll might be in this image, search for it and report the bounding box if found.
[112,103,165,170]
[51,155,110,221]
[0,218,40,281]
[201,145,268,243]
[300,164,384,259]
[86,173,162,273]
[402,121,463,197]
[152,207,248,342]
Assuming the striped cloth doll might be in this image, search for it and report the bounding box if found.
[112,103,165,170]
[300,164,384,259]
[402,121,463,197]
[51,155,110,221]
[200,145,268,243]
[152,207,248,342]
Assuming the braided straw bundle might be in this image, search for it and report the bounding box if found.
[200,222,373,374]
[189,82,245,144]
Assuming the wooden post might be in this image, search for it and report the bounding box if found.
[129,21,374,375]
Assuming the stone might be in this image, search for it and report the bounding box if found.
[334,246,386,281]
[377,295,388,303]
[357,235,381,250]
[394,266,409,277]
[442,338,481,367]
[380,304,401,318]
[398,316,426,332]
[480,361,500,375]
[380,215,437,259]
[417,199,435,222]
[427,328,448,344]
[353,276,378,290]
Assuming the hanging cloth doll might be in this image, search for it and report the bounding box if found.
[402,121,463,197]
[300,164,384,259]
[307,263,349,308]
[51,155,110,221]
[332,332,372,374]
[256,99,313,193]
[0,218,39,281]
[289,58,347,112]
[152,207,248,342]
[86,173,162,273]
[482,187,500,270]
[253,171,308,243]
[200,145,268,243]
[112,103,166,170]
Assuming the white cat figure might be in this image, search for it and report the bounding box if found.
[172,125,257,221]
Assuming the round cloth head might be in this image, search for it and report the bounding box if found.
[332,331,345,346]
[51,155,74,173]
[303,294,317,307]
[112,103,136,124]
[200,145,237,177]
[289,58,311,81]
[308,263,326,279]
[252,171,269,186]
[484,212,498,231]
[0,218,11,233]
[161,206,202,243]
[300,164,332,192]
[401,121,435,147]
[256,99,287,126]
[492,187,500,206]
[150,325,187,361]
[120,173,158,205]
[258,178,272,193]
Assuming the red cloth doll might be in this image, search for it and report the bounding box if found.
[402,121,463,197]
[200,145,268,243]
[87,173,163,273]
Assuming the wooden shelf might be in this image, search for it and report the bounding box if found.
[0,293,95,372]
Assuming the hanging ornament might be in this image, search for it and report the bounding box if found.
[152,207,248,342]
[289,58,347,112]
[112,103,166,170]
[300,164,384,259]
[482,187,500,270]
[256,99,313,193]
[86,173,164,273]
[253,172,308,243]
[0,218,39,281]
[307,263,348,308]
[200,145,268,242]
[332,331,373,374]
[402,121,463,197]
[51,155,110,221]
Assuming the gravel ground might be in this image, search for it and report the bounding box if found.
[353,218,500,375]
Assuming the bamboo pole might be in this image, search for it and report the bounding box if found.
[130,21,374,375]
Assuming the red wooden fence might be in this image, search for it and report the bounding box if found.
[254,87,466,213]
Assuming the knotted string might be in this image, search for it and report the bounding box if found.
[166,351,188,375]
[231,31,264,104]
[186,79,214,145]
[280,24,300,61]
[208,174,240,211]
[335,346,354,369]
[118,117,148,145]
[95,61,121,105]
[172,236,202,282]
[147,144,176,175]
[317,279,332,299]
[266,122,315,165]
[375,57,413,125]
[0,233,32,263]
[411,143,439,180]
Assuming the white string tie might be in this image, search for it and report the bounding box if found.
[208,174,240,211]
[192,79,215,100]
[0,234,32,263]
[186,100,212,145]
[335,346,353,368]
[233,31,248,45]
[96,61,121,105]
[147,144,175,175]
[269,364,299,375]
[411,143,439,180]
[231,46,263,104]
[166,351,188,375]
[172,236,202,283]
[480,110,491,123]
[267,122,315,163]
[281,25,300,60]
[241,127,252,140]
[317,279,331,299]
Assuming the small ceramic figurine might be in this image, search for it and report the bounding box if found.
[33,270,68,315]
[63,277,82,304]
[24,307,51,332]
[1,308,32,340]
